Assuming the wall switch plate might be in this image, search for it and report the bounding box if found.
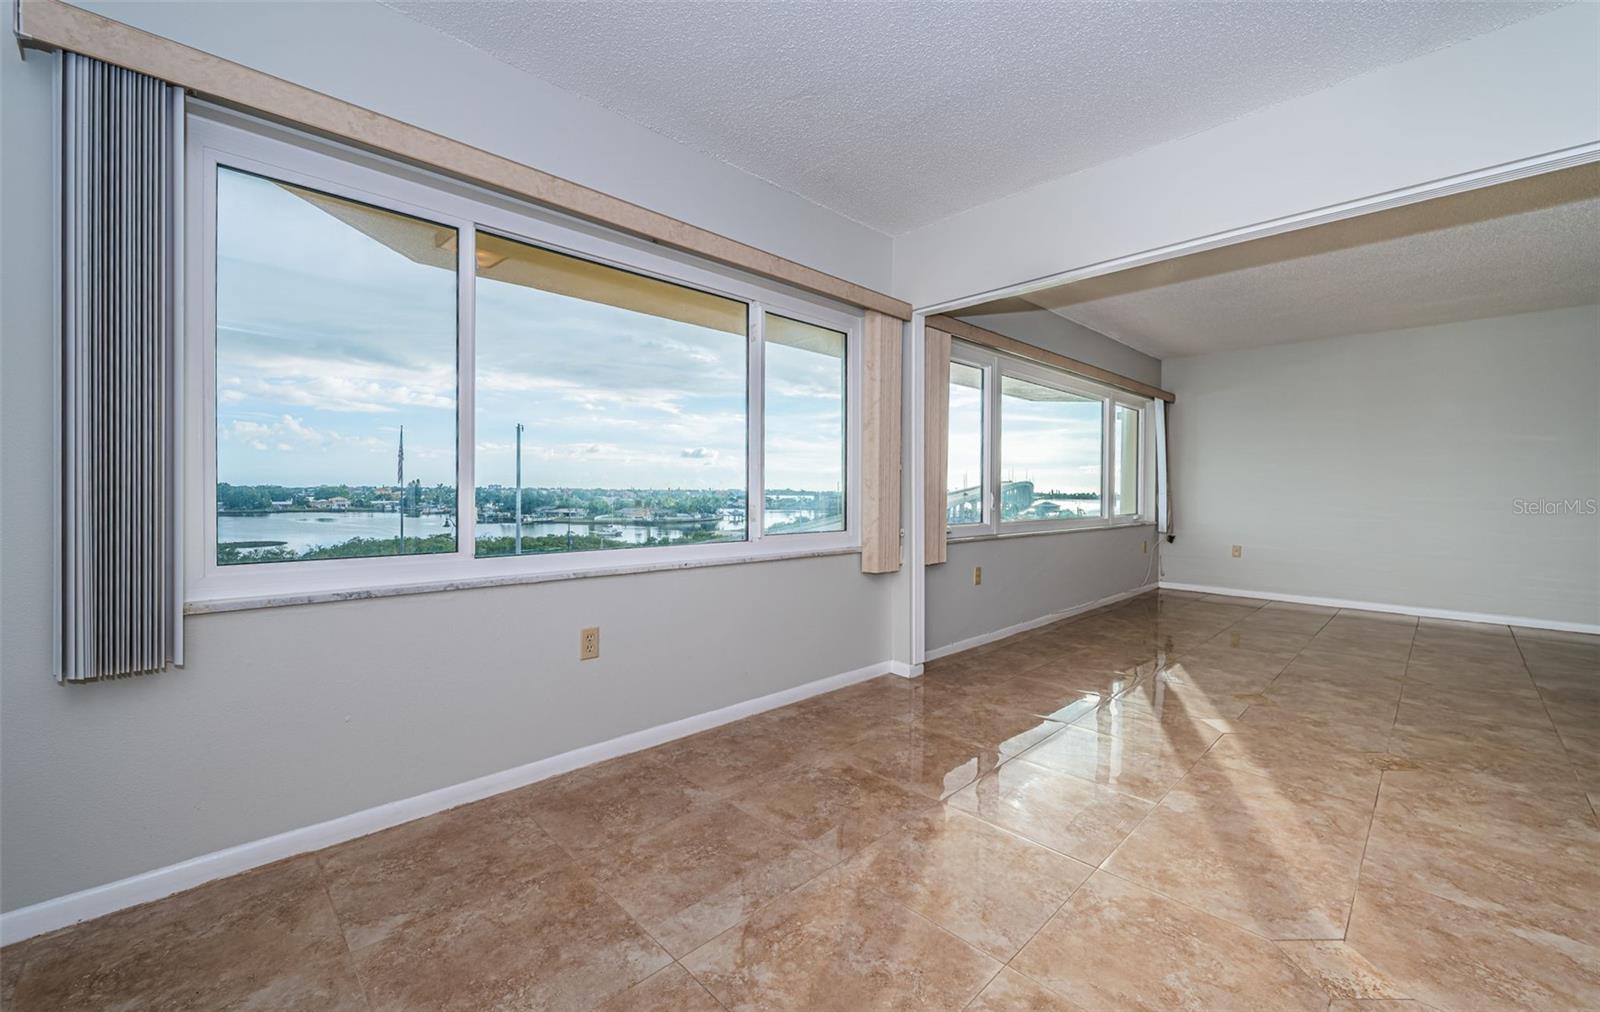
[973,566,982,586]
[580,626,600,660]
[1231,545,1242,558]
[1142,541,1148,554]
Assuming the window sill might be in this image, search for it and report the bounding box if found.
[185,545,863,615]
[946,520,1155,546]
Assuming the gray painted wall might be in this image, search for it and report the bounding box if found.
[931,527,1159,652]
[925,307,1163,652]
[1160,305,1600,627]
[0,10,897,913]
[953,303,1163,388]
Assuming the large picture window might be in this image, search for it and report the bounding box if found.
[473,233,748,557]
[999,375,1103,522]
[946,340,1152,539]
[188,115,858,602]
[213,168,458,566]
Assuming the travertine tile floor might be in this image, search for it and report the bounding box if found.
[5,590,1598,1010]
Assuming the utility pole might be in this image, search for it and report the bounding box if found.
[397,425,405,555]
[514,422,524,555]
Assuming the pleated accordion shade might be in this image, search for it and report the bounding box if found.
[59,52,181,681]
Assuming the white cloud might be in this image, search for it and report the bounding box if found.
[222,414,389,454]
[217,346,455,415]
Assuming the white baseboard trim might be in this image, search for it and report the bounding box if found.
[1158,581,1600,635]
[0,659,895,947]
[885,660,922,679]
[924,581,1160,661]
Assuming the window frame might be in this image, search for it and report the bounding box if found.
[946,349,992,530]
[947,339,1155,542]
[1112,400,1146,519]
[758,311,852,538]
[184,109,861,607]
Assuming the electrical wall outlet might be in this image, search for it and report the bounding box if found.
[1231,545,1242,559]
[973,566,983,586]
[580,626,600,660]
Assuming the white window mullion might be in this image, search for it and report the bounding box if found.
[455,227,477,560]
[986,358,1002,535]
[1143,404,1156,524]
[747,302,765,543]
[195,147,221,592]
[1101,397,1114,520]
[845,316,862,540]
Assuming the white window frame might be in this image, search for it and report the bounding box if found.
[946,348,992,531]
[947,340,1155,542]
[183,109,861,607]
[1111,398,1149,520]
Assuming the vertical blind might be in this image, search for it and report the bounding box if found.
[59,53,182,681]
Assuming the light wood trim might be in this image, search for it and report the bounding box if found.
[926,314,1175,403]
[923,327,951,566]
[860,312,902,574]
[17,0,912,321]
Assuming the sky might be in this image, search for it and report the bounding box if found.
[946,365,1103,499]
[216,169,457,488]
[947,363,983,494]
[216,167,1101,499]
[215,168,844,493]
[1000,376,1102,495]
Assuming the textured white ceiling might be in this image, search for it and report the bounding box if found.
[381,0,1562,234]
[1007,165,1600,359]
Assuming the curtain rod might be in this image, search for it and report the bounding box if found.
[14,0,912,321]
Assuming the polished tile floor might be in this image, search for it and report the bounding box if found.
[5,591,1598,1010]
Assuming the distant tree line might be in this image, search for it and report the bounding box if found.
[474,486,741,519]
[217,482,454,512]
[219,526,738,565]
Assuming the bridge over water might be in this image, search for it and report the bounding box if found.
[946,481,1035,524]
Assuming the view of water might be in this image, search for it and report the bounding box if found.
[1033,496,1102,517]
[218,509,823,554]
[953,496,1104,525]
